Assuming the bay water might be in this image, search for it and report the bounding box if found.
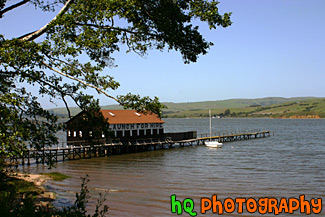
[25,118,325,216]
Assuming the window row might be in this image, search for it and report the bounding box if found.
[67,129,164,138]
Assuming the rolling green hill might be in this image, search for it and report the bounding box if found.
[162,98,325,118]
[161,97,317,113]
[49,97,325,118]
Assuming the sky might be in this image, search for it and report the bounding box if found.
[1,0,325,109]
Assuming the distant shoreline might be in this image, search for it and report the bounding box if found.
[162,116,323,119]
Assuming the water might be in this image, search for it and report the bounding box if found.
[25,118,325,216]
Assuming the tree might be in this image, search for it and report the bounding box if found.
[0,0,231,163]
[224,109,231,116]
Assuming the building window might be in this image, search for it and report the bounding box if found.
[68,131,71,137]
[73,131,77,137]
[79,131,82,137]
[102,131,105,138]
[89,131,92,137]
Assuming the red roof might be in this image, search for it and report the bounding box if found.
[101,110,165,124]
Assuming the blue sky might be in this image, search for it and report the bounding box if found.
[1,0,325,108]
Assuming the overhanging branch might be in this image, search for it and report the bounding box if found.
[0,0,30,18]
[19,0,74,41]
[75,22,159,38]
[42,61,122,105]
[61,94,71,118]
[36,78,74,118]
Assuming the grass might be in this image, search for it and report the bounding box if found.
[39,172,70,181]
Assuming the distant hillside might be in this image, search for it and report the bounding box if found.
[49,97,324,118]
[163,98,325,118]
[162,97,317,113]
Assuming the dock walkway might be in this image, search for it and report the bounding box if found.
[10,131,270,166]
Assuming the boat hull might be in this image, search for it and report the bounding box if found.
[205,141,222,148]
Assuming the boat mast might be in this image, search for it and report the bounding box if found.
[209,109,212,141]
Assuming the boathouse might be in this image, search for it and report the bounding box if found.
[66,110,165,145]
[103,110,165,138]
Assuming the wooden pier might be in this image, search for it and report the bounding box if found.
[10,131,270,166]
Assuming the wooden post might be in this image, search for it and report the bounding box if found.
[27,150,30,166]
[42,145,45,164]
[35,151,39,164]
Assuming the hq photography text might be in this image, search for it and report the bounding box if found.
[170,194,322,216]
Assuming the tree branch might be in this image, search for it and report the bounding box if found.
[41,61,122,105]
[124,33,144,56]
[0,0,30,18]
[44,53,76,70]
[36,78,74,118]
[74,23,159,38]
[19,0,74,41]
[61,94,71,118]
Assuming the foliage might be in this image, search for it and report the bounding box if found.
[0,0,231,165]
[223,108,230,116]
[0,171,45,217]
[0,172,108,217]
[57,175,109,217]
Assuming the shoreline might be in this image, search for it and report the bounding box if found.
[14,172,56,209]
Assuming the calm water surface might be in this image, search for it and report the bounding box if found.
[26,118,325,216]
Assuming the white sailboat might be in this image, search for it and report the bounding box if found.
[205,110,222,148]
